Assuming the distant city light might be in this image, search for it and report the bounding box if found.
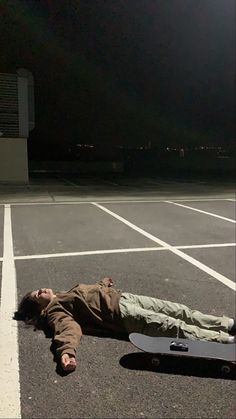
[76,144,94,148]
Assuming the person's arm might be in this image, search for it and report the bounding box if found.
[46,305,82,371]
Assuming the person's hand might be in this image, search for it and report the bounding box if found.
[60,353,77,372]
[106,277,113,287]
[108,278,113,287]
[101,277,113,287]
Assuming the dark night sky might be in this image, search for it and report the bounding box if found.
[1,0,235,157]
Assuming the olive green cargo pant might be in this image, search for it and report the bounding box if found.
[119,293,231,343]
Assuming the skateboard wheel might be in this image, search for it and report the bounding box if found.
[152,357,160,367]
[221,365,231,374]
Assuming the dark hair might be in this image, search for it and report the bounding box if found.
[14,292,45,329]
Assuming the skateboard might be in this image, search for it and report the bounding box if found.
[129,333,236,374]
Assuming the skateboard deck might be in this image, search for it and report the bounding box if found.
[129,333,236,373]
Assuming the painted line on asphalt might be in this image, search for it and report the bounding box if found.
[4,201,90,206]
[0,205,21,418]
[95,198,235,204]
[93,202,236,291]
[1,197,235,206]
[165,201,236,223]
[14,242,236,261]
[174,198,234,202]
[177,243,236,249]
[14,247,164,260]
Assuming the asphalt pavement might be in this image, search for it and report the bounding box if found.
[0,175,235,418]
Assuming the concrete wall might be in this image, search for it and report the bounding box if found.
[0,138,29,183]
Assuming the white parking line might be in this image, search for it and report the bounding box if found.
[14,242,236,261]
[2,197,235,206]
[93,203,236,291]
[14,247,165,260]
[165,201,236,223]
[0,205,21,418]
[95,198,235,204]
[177,243,236,250]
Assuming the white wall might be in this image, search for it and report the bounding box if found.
[0,138,29,183]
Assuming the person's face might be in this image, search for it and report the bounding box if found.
[30,288,55,308]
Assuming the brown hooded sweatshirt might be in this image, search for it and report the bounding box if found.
[44,278,126,357]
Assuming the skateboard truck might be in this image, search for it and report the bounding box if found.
[170,341,189,352]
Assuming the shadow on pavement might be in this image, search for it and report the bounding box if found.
[120,352,236,380]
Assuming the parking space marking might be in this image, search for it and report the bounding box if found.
[165,201,236,223]
[177,243,236,250]
[8,201,90,206]
[14,247,165,260]
[0,205,21,419]
[3,197,235,206]
[14,242,236,261]
[94,198,235,204]
[93,203,236,291]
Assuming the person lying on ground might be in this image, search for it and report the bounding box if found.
[14,278,236,372]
